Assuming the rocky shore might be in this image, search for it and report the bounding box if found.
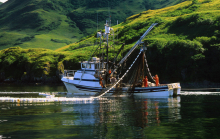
[180,80,220,89]
[0,76,62,84]
[0,71,63,84]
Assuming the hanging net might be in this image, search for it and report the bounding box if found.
[94,49,156,98]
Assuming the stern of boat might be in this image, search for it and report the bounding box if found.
[168,83,181,96]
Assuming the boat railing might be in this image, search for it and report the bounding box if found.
[63,70,77,77]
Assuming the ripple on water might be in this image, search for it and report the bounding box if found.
[180,91,220,95]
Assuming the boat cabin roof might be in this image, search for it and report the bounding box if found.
[80,57,106,70]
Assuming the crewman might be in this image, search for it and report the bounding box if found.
[153,74,159,86]
[110,75,117,85]
[143,76,148,87]
[108,69,111,74]
[99,76,104,87]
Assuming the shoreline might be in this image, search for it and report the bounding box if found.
[0,81,64,86]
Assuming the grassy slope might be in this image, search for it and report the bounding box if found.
[1,0,220,83]
[0,0,83,50]
[57,0,220,82]
[57,0,198,52]
[0,0,185,50]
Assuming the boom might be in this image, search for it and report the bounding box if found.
[111,23,157,75]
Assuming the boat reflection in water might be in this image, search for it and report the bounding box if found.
[0,91,181,138]
[0,92,181,128]
[61,95,181,130]
[97,96,181,128]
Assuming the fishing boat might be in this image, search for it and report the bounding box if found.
[61,22,181,97]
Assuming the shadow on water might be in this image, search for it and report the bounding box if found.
[167,94,220,139]
[182,88,220,92]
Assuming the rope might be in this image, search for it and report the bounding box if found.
[144,53,156,83]
[92,49,143,98]
[131,53,143,91]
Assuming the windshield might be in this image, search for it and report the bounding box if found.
[82,63,91,69]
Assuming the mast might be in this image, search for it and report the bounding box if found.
[105,20,110,73]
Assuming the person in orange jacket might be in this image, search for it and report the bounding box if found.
[153,74,159,86]
[108,69,111,74]
[99,76,104,87]
[143,76,148,87]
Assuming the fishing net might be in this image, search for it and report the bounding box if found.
[94,50,156,97]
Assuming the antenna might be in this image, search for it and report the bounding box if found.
[108,1,111,27]
[117,20,118,41]
[97,11,98,32]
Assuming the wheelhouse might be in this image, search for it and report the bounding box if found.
[80,57,106,70]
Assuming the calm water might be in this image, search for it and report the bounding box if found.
[0,84,220,138]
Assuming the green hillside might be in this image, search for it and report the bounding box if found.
[57,0,220,83]
[0,0,186,50]
[1,0,220,84]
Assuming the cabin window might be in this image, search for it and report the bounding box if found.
[87,64,91,69]
[95,64,99,69]
[82,63,91,69]
[82,63,86,68]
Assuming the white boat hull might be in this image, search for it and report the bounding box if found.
[63,81,181,97]
[63,82,98,95]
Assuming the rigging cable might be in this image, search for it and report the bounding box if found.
[144,53,156,83]
[92,49,143,98]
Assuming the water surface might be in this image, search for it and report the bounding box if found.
[0,85,220,138]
